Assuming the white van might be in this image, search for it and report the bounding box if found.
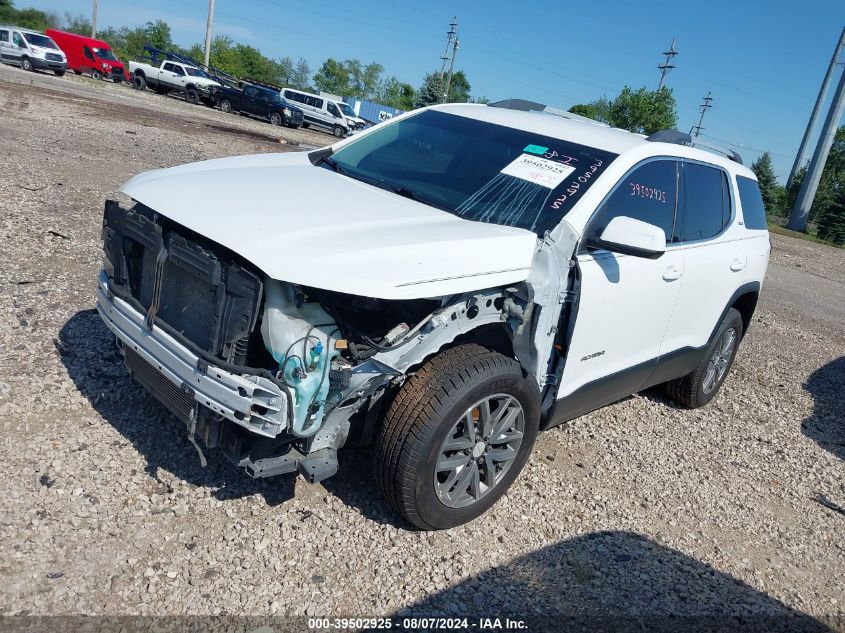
[281,88,365,137]
[0,26,67,75]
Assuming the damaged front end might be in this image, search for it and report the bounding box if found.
[97,200,576,484]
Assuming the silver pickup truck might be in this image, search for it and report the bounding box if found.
[128,59,220,105]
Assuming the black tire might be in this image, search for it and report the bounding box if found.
[54,70,65,77]
[90,69,102,80]
[665,307,744,409]
[332,124,345,137]
[269,111,283,126]
[301,122,309,129]
[185,87,199,105]
[21,57,33,72]
[376,344,540,530]
[133,74,147,91]
[220,99,233,113]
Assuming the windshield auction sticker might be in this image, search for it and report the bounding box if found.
[500,154,576,189]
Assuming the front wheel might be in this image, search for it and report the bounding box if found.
[332,124,345,137]
[54,70,65,77]
[21,57,33,72]
[185,87,199,105]
[376,344,539,530]
[665,307,744,408]
[269,111,282,126]
[90,69,102,80]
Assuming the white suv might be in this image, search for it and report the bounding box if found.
[96,101,770,529]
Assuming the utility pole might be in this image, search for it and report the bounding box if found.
[91,0,98,38]
[786,26,845,189]
[787,63,845,231]
[203,0,215,68]
[438,17,458,103]
[443,36,460,103]
[657,38,678,90]
[690,92,713,137]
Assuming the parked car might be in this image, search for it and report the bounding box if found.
[215,83,304,127]
[96,102,770,530]
[0,26,66,75]
[128,58,220,105]
[45,29,127,81]
[282,87,366,136]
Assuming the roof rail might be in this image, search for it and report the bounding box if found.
[489,98,609,127]
[646,129,743,165]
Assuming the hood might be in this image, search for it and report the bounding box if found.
[121,152,539,300]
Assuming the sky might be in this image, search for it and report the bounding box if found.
[25,0,845,180]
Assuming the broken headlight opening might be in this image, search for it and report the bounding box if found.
[99,200,531,484]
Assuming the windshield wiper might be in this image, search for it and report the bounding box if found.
[389,185,452,212]
[317,155,345,174]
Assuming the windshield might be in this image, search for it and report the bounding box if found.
[92,47,117,61]
[337,102,356,117]
[185,66,208,78]
[326,110,618,235]
[23,33,58,49]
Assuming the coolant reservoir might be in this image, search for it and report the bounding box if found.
[261,280,339,436]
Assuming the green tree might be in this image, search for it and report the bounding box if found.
[568,96,611,123]
[377,76,415,110]
[290,57,311,89]
[63,12,91,35]
[751,152,785,218]
[344,59,383,99]
[816,186,845,245]
[608,86,677,135]
[313,58,350,95]
[0,0,58,30]
[786,126,845,234]
[415,70,471,107]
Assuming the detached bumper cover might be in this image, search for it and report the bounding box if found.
[95,271,289,438]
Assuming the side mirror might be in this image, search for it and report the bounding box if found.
[587,216,666,259]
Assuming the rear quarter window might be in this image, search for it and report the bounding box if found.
[736,176,768,230]
[675,162,730,241]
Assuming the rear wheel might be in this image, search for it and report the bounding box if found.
[220,99,233,113]
[376,344,539,530]
[185,87,199,105]
[133,74,146,91]
[269,111,283,126]
[665,307,743,408]
[21,57,33,72]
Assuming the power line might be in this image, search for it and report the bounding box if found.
[657,38,678,90]
[690,92,713,137]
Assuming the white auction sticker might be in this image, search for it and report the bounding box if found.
[500,154,576,189]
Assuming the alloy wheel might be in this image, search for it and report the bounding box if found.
[703,327,737,394]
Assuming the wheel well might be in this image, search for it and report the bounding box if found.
[134,69,145,77]
[185,83,196,90]
[732,291,758,336]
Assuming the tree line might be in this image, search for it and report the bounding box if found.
[1,1,475,110]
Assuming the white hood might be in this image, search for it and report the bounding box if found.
[121,152,539,299]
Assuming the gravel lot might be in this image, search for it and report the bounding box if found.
[1,64,843,630]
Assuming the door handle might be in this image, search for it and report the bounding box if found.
[730,259,746,272]
[662,266,681,281]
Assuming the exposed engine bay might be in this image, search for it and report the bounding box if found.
[99,200,577,482]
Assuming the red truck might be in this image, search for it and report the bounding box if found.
[45,29,128,81]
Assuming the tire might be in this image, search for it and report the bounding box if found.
[219,99,233,114]
[665,307,744,409]
[185,87,199,105]
[90,69,102,80]
[301,122,309,129]
[376,344,540,530]
[133,74,146,91]
[332,124,345,137]
[269,111,283,126]
[21,57,33,72]
[54,70,65,77]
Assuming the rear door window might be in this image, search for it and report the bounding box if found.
[675,162,730,241]
[0,30,9,43]
[590,159,678,244]
[736,176,768,230]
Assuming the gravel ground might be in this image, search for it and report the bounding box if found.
[0,64,843,630]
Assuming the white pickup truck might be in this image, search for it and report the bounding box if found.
[128,59,220,105]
